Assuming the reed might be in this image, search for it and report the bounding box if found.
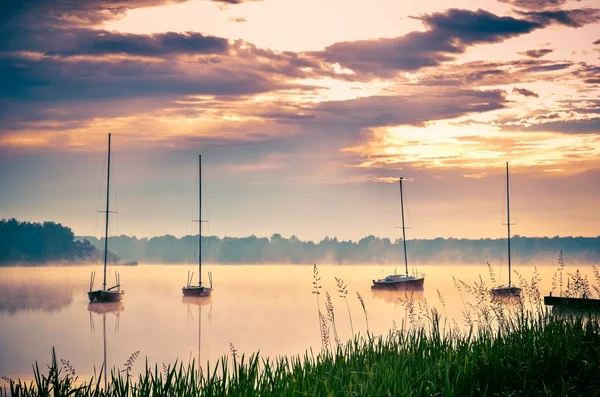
[4,309,599,396]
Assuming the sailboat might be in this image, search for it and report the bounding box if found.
[88,133,125,303]
[182,155,213,297]
[372,177,425,290]
[491,162,522,297]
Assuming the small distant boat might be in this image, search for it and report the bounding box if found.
[182,155,213,298]
[372,177,424,290]
[88,133,124,303]
[491,162,521,298]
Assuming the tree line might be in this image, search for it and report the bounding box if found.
[2,217,598,265]
[0,218,102,264]
[77,233,600,265]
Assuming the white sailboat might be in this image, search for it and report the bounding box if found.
[88,133,124,303]
[372,177,425,290]
[491,162,521,297]
[182,155,213,297]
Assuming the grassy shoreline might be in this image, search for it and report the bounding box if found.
[4,264,600,396]
[3,309,600,397]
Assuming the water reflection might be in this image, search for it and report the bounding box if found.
[371,289,424,305]
[88,301,125,315]
[181,297,212,366]
[88,302,123,390]
[1,264,599,381]
[0,280,76,314]
[490,295,522,306]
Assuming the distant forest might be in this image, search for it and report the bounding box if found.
[0,218,100,264]
[2,217,598,265]
[78,233,600,265]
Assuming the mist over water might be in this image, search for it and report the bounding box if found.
[0,263,598,381]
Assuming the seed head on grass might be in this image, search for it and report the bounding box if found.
[319,311,330,351]
[565,270,592,299]
[312,263,321,296]
[312,263,325,349]
[60,359,76,377]
[398,291,416,327]
[487,262,497,286]
[335,276,354,336]
[356,292,370,336]
[335,277,347,298]
[528,267,542,307]
[230,343,238,361]
[592,266,600,296]
[121,351,140,374]
[558,250,565,296]
[325,291,340,347]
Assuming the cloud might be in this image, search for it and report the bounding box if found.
[594,39,600,45]
[314,7,599,78]
[512,87,540,97]
[317,9,543,76]
[420,8,541,43]
[572,62,600,85]
[211,0,261,3]
[410,58,578,88]
[229,17,247,23]
[1,0,191,28]
[520,48,554,58]
[0,55,290,102]
[44,30,229,58]
[525,118,600,134]
[520,62,572,72]
[516,9,600,28]
[497,0,570,10]
[308,89,508,128]
[342,120,600,174]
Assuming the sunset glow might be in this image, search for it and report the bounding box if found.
[1,0,599,240]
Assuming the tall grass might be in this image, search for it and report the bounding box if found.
[3,309,599,397]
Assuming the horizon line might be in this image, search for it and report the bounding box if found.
[75,233,600,242]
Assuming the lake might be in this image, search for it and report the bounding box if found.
[1,263,597,382]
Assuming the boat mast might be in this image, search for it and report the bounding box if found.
[506,162,512,287]
[198,154,202,287]
[103,133,111,291]
[399,178,408,277]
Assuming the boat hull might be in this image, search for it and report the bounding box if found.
[88,289,124,303]
[490,286,521,298]
[371,278,424,291]
[182,285,212,297]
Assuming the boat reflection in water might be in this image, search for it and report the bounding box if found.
[88,301,124,390]
[372,289,425,329]
[182,297,212,367]
[371,289,424,306]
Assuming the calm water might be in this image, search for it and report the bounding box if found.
[0,263,597,381]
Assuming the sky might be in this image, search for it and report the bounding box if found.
[0,0,599,242]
